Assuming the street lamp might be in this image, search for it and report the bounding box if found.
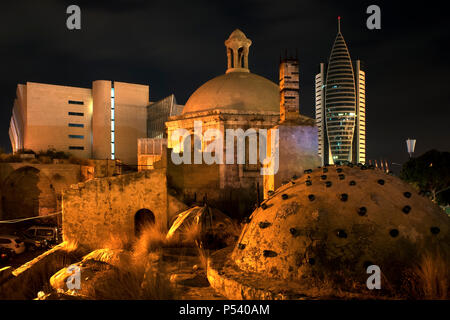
[406,138,416,158]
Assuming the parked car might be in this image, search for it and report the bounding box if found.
[16,231,48,251]
[23,225,59,245]
[0,247,14,263]
[0,235,26,255]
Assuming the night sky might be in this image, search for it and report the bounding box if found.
[1,0,449,168]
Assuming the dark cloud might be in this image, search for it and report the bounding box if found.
[0,0,448,168]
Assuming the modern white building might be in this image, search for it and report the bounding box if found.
[315,19,366,165]
[9,81,151,165]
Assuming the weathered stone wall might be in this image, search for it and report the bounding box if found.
[263,120,321,198]
[0,163,81,220]
[0,243,80,300]
[86,159,121,178]
[62,168,168,249]
[166,110,279,218]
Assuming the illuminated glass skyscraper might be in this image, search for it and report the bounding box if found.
[315,18,366,165]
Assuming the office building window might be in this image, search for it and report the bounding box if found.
[68,123,84,128]
[68,112,84,116]
[68,100,84,105]
[68,135,84,139]
[69,146,84,150]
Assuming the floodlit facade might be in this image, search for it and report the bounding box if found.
[165,29,281,217]
[9,81,149,165]
[315,19,366,165]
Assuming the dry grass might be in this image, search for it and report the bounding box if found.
[79,260,176,300]
[101,231,134,251]
[196,246,210,271]
[2,217,243,300]
[132,223,167,264]
[182,221,201,245]
[176,218,242,250]
[79,224,177,300]
[223,220,243,247]
[402,250,449,299]
[37,218,242,300]
[60,239,87,256]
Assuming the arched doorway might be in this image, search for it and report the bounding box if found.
[134,208,155,236]
[1,166,57,219]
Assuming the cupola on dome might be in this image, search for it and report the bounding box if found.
[182,30,280,115]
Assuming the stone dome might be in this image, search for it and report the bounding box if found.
[182,29,280,115]
[231,164,450,286]
[182,72,279,114]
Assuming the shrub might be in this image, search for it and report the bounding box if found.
[37,148,70,159]
[0,153,22,163]
[17,148,35,155]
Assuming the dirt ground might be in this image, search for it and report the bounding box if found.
[160,247,225,300]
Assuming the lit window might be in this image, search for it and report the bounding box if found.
[111,85,115,160]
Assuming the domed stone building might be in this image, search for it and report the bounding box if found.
[166,30,302,218]
[207,165,450,299]
[59,29,319,249]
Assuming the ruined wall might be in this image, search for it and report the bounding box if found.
[86,159,121,178]
[0,163,81,220]
[62,168,168,249]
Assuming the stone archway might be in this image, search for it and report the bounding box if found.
[134,208,155,236]
[1,166,57,219]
